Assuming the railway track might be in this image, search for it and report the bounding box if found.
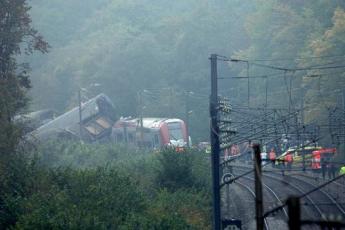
[232,180,270,229]
[289,171,345,212]
[223,175,286,230]
[224,163,345,229]
[222,175,259,229]
[230,168,322,228]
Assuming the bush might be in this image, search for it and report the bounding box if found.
[146,189,211,230]
[14,167,147,229]
[0,141,212,229]
[155,148,211,192]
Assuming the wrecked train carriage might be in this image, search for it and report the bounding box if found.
[112,117,189,149]
[29,94,117,143]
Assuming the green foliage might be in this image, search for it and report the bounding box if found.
[0,0,48,153]
[146,189,211,230]
[13,167,146,229]
[0,153,31,228]
[0,141,212,229]
[235,1,345,147]
[0,1,49,227]
[155,148,211,192]
[304,7,345,123]
[35,141,129,168]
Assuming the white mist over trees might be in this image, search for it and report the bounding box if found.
[26,0,345,142]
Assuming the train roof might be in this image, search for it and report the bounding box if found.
[114,117,184,129]
[312,148,337,154]
[142,118,183,128]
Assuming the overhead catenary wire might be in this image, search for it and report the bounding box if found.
[216,53,345,72]
[212,53,345,228]
[230,54,345,62]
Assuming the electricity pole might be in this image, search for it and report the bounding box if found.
[343,89,345,156]
[78,88,82,141]
[138,91,144,146]
[287,197,301,230]
[253,144,264,230]
[77,83,101,142]
[247,62,250,107]
[169,87,173,117]
[185,91,192,147]
[210,54,221,230]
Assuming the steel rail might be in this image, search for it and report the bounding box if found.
[241,176,289,218]
[235,180,270,230]
[232,165,323,218]
[281,173,345,217]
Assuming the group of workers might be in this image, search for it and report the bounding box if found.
[268,148,293,170]
[267,147,345,179]
[320,157,337,179]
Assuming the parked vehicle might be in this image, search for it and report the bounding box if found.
[276,145,322,167]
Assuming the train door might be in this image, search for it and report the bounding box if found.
[153,131,161,149]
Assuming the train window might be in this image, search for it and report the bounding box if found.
[167,122,183,140]
[95,117,111,129]
[85,122,103,136]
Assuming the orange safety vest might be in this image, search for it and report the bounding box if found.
[269,151,276,160]
[285,154,293,163]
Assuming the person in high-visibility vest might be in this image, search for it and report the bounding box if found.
[269,148,276,167]
[340,166,345,175]
[285,152,293,171]
[340,166,345,184]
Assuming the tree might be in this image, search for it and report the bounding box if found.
[0,0,48,227]
[0,0,48,153]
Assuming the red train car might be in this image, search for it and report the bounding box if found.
[112,117,188,149]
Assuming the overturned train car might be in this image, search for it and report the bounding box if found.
[29,94,117,143]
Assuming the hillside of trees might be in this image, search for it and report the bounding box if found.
[24,0,345,142]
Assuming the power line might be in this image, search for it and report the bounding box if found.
[231,54,345,62]
[217,54,345,72]
[250,62,345,72]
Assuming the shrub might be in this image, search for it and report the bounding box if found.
[1,141,212,229]
[14,167,147,229]
[146,189,211,230]
[155,148,211,192]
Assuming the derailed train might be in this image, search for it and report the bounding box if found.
[28,94,189,149]
[112,117,188,149]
